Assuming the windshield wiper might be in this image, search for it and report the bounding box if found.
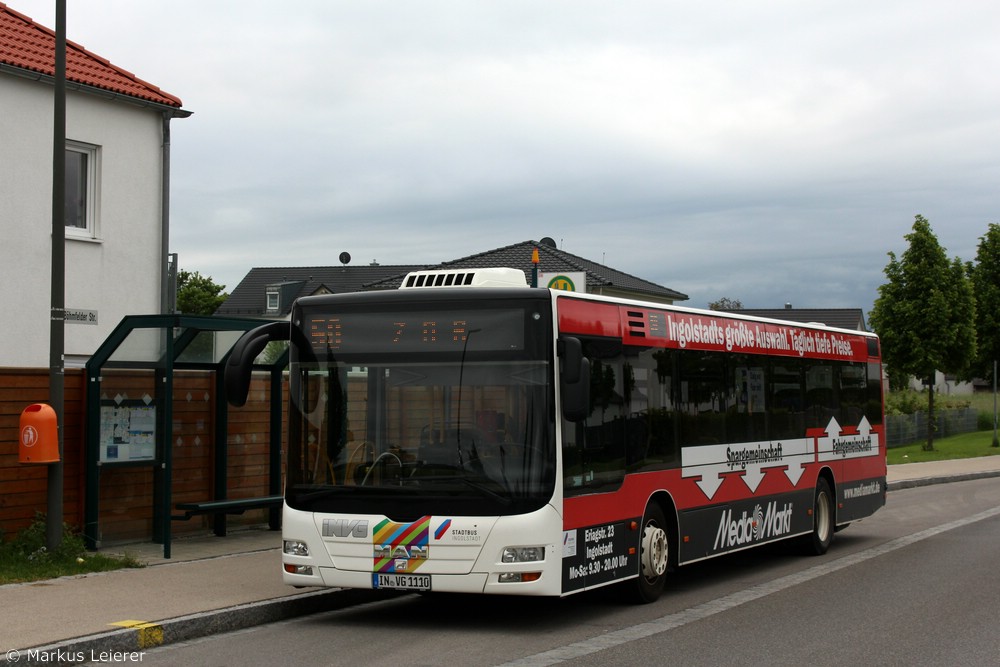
[408,467,512,505]
[457,475,512,505]
[290,486,349,504]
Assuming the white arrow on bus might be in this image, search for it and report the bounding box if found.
[681,445,730,500]
[741,465,766,493]
[696,471,726,499]
[682,440,790,499]
[816,416,879,462]
[779,436,813,487]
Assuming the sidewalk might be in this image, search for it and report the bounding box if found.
[884,455,1000,489]
[2,457,999,665]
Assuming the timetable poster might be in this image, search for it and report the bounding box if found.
[99,401,157,463]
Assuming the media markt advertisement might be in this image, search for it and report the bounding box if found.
[561,518,638,593]
[679,489,815,561]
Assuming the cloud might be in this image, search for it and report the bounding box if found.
[16,0,1000,317]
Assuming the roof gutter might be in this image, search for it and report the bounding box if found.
[160,112,173,314]
[0,62,192,118]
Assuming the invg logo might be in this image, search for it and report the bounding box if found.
[322,518,369,538]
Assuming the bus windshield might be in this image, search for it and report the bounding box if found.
[285,297,555,520]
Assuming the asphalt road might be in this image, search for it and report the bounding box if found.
[119,478,1000,667]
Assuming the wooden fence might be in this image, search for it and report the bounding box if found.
[1,368,280,545]
[0,369,84,540]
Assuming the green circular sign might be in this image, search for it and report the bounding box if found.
[547,275,577,291]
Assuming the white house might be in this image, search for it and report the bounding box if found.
[0,3,190,367]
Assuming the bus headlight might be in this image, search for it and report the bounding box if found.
[501,546,545,563]
[283,540,310,557]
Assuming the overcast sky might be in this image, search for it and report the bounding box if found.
[19,0,1000,317]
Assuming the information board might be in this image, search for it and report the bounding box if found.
[99,401,157,463]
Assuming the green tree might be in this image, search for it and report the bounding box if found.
[708,297,743,310]
[969,223,1000,385]
[176,270,228,315]
[869,215,976,451]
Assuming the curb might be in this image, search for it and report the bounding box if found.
[2,588,396,667]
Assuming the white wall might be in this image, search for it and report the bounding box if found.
[0,74,165,368]
[907,370,975,396]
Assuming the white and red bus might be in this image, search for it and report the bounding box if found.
[226,267,886,603]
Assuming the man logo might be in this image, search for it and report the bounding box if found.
[374,544,428,560]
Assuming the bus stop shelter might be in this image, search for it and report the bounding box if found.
[83,314,286,558]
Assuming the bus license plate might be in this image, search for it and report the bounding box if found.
[373,573,431,591]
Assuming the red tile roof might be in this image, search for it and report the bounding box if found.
[0,2,183,108]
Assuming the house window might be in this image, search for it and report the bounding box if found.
[65,141,100,239]
[266,291,279,312]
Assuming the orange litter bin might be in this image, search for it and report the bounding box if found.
[19,403,60,464]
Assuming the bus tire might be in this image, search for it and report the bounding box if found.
[804,477,834,556]
[634,503,669,603]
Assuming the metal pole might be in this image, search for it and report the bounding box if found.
[47,0,67,551]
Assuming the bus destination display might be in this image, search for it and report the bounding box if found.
[306,309,525,354]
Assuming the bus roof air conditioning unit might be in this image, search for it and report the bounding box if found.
[400,267,528,289]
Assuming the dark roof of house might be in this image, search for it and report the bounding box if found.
[0,2,185,109]
[370,240,689,301]
[215,264,420,317]
[721,308,869,332]
[217,240,688,317]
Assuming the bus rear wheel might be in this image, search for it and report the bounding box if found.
[634,503,669,603]
[804,477,834,555]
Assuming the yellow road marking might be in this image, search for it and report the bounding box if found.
[109,620,164,649]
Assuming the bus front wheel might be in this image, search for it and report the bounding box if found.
[634,503,669,603]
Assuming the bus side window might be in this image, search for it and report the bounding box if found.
[678,350,727,446]
[866,360,883,424]
[804,361,836,430]
[838,362,868,427]
[629,347,678,470]
[727,356,766,443]
[768,361,805,441]
[562,337,626,494]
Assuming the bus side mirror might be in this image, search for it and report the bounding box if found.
[225,322,290,407]
[560,337,590,422]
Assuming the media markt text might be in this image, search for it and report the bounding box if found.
[714,501,793,550]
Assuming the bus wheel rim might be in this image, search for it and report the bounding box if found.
[641,523,668,579]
